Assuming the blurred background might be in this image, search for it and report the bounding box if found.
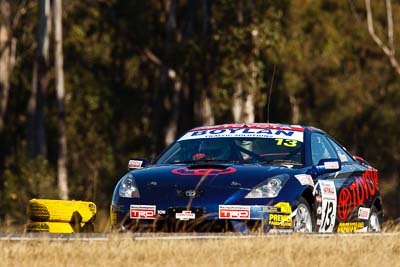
[0,0,399,230]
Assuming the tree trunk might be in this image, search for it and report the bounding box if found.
[232,81,256,123]
[289,94,300,124]
[0,0,15,133]
[54,0,68,200]
[199,90,214,125]
[163,0,179,146]
[27,0,51,159]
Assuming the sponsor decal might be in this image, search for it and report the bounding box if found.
[179,127,303,142]
[320,181,336,199]
[190,123,304,132]
[157,210,166,215]
[128,160,143,169]
[324,161,339,170]
[172,167,236,176]
[337,169,379,220]
[268,202,292,227]
[262,206,279,213]
[358,207,370,220]
[130,205,156,219]
[319,180,337,233]
[274,202,292,214]
[175,210,196,221]
[219,205,250,219]
[337,222,365,233]
[317,206,322,214]
[269,214,292,227]
[294,174,314,187]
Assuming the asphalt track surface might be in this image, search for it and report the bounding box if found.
[0,232,399,241]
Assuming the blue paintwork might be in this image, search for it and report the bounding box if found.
[111,124,382,233]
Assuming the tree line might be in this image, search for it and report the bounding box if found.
[0,0,399,225]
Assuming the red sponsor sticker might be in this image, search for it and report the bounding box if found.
[219,205,250,219]
[175,210,196,221]
[130,205,156,219]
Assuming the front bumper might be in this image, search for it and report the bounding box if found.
[110,202,294,233]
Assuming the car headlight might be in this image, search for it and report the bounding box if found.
[119,173,140,198]
[245,174,290,198]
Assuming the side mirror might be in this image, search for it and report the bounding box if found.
[314,158,341,175]
[128,158,148,170]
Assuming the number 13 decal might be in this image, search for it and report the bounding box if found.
[275,138,298,147]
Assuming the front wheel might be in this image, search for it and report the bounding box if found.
[293,197,314,233]
[368,206,381,232]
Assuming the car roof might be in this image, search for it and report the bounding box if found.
[188,123,323,133]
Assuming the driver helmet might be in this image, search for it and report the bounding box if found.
[198,139,231,159]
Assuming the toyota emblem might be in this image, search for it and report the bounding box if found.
[185,190,196,197]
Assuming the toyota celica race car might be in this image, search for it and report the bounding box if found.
[110,123,382,233]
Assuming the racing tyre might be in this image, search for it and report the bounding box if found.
[293,197,314,233]
[27,199,96,223]
[368,206,381,232]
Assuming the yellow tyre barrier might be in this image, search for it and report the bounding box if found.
[25,222,95,233]
[27,199,96,223]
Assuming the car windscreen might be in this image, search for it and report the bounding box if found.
[154,135,304,166]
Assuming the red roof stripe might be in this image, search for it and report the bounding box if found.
[190,123,304,132]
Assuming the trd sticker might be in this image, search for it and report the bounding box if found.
[318,180,337,233]
[358,207,370,220]
[219,205,250,219]
[337,222,365,233]
[130,205,156,219]
[172,167,236,176]
[175,210,196,221]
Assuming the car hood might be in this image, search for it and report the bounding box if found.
[129,163,298,190]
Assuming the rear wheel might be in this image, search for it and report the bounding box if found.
[368,206,381,232]
[293,197,314,233]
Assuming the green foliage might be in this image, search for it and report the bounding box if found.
[1,153,57,224]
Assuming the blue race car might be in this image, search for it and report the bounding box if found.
[110,123,382,233]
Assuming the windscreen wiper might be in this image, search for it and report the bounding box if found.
[260,159,303,166]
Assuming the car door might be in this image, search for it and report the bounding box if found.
[326,137,379,233]
[310,132,372,233]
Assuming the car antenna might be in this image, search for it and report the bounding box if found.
[267,63,276,123]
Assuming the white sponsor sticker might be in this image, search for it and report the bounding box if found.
[324,161,339,170]
[128,160,143,169]
[317,206,322,214]
[358,207,370,220]
[219,205,251,219]
[130,205,156,219]
[294,174,314,187]
[179,128,304,142]
[157,210,166,215]
[318,180,337,233]
[175,210,196,221]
